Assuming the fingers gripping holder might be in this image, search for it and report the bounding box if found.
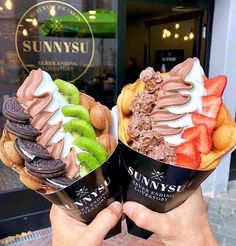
[43,146,122,239]
[119,142,214,239]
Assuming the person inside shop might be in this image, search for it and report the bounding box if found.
[125,58,141,84]
[50,188,218,246]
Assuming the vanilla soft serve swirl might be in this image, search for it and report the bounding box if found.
[156,58,206,144]
[17,69,80,178]
[135,58,206,145]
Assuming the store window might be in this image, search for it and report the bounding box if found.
[0,0,117,237]
[0,0,117,190]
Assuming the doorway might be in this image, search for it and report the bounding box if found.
[125,0,213,84]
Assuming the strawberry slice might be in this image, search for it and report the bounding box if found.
[175,141,201,165]
[176,153,200,169]
[202,95,222,119]
[204,75,227,96]
[192,113,216,134]
[182,124,212,154]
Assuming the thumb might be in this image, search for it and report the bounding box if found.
[86,201,122,242]
[123,201,168,234]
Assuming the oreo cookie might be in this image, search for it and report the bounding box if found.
[3,97,29,123]
[25,158,66,178]
[14,139,34,163]
[14,138,51,162]
[5,120,41,141]
[45,176,77,189]
[27,169,66,178]
[20,167,52,192]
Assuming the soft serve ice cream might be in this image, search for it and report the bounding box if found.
[144,57,206,145]
[118,57,232,170]
[0,68,116,191]
[17,69,80,178]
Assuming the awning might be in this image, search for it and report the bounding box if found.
[40,9,116,37]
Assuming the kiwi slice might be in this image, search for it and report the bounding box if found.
[62,104,91,123]
[64,119,96,139]
[54,79,80,104]
[74,136,108,164]
[69,132,81,139]
[77,152,100,175]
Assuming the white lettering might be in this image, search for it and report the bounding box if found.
[160,183,169,192]
[128,166,134,175]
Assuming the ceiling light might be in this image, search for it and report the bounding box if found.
[89,15,96,20]
[89,10,96,15]
[172,6,195,12]
[22,29,28,36]
[49,6,56,16]
[32,18,38,27]
[162,33,167,39]
[184,36,189,41]
[189,32,194,39]
[175,23,180,29]
[0,6,3,11]
[5,0,13,10]
[166,30,171,37]
[174,33,179,39]
[163,28,168,34]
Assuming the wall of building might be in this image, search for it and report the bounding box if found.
[202,0,236,196]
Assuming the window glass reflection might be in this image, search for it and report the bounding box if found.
[0,0,117,192]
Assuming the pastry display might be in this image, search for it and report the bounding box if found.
[0,69,116,193]
[118,58,236,170]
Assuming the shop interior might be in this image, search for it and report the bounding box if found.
[125,2,208,82]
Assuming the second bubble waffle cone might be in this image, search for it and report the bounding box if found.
[117,57,236,239]
[0,70,121,237]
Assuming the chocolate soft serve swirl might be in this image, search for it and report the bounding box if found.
[129,57,206,148]
[150,58,197,136]
[17,69,79,178]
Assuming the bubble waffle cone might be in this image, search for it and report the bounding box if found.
[118,79,236,171]
[200,104,236,170]
[117,80,145,145]
[117,59,236,239]
[0,70,123,237]
[0,69,119,192]
[0,129,24,172]
[19,167,55,194]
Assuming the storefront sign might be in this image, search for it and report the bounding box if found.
[15,0,95,82]
[155,49,184,72]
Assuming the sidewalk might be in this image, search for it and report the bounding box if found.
[1,181,236,246]
[207,180,236,246]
